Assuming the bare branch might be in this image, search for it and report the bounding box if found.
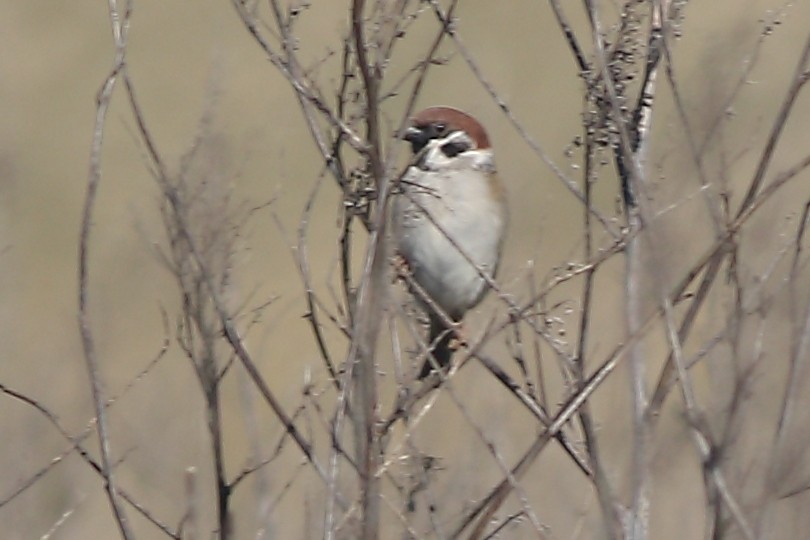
[78,1,134,537]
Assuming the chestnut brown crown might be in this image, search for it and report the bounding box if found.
[403,106,491,154]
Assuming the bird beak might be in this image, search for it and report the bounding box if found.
[402,126,421,141]
[402,126,429,153]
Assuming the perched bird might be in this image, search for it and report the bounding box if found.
[393,106,508,378]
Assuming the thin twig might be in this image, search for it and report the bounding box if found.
[1,383,178,538]
[427,0,621,240]
[79,1,134,537]
[123,69,337,497]
[453,313,659,539]
[735,33,810,218]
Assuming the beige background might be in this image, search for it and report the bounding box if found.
[2,1,810,538]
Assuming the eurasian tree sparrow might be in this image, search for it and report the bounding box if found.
[394,106,508,378]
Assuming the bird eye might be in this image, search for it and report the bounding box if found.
[434,122,447,134]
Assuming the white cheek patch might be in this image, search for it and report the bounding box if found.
[420,131,475,170]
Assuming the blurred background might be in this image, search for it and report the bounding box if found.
[2,1,810,538]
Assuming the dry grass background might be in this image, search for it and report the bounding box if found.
[2,1,810,539]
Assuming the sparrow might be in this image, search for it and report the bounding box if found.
[393,106,508,378]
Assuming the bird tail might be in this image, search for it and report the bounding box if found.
[418,316,454,379]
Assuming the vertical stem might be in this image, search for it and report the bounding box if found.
[207,377,230,538]
[577,135,618,539]
[78,2,133,538]
[625,206,649,540]
[584,2,667,538]
[351,1,384,537]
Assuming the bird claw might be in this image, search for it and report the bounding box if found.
[392,253,411,283]
[448,325,467,351]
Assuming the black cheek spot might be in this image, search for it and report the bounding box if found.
[440,140,469,158]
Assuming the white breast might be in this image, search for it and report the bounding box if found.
[394,149,506,319]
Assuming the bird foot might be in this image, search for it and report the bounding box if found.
[447,323,467,351]
[392,253,411,283]
[448,337,462,352]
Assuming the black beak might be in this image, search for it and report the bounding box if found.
[402,126,430,154]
